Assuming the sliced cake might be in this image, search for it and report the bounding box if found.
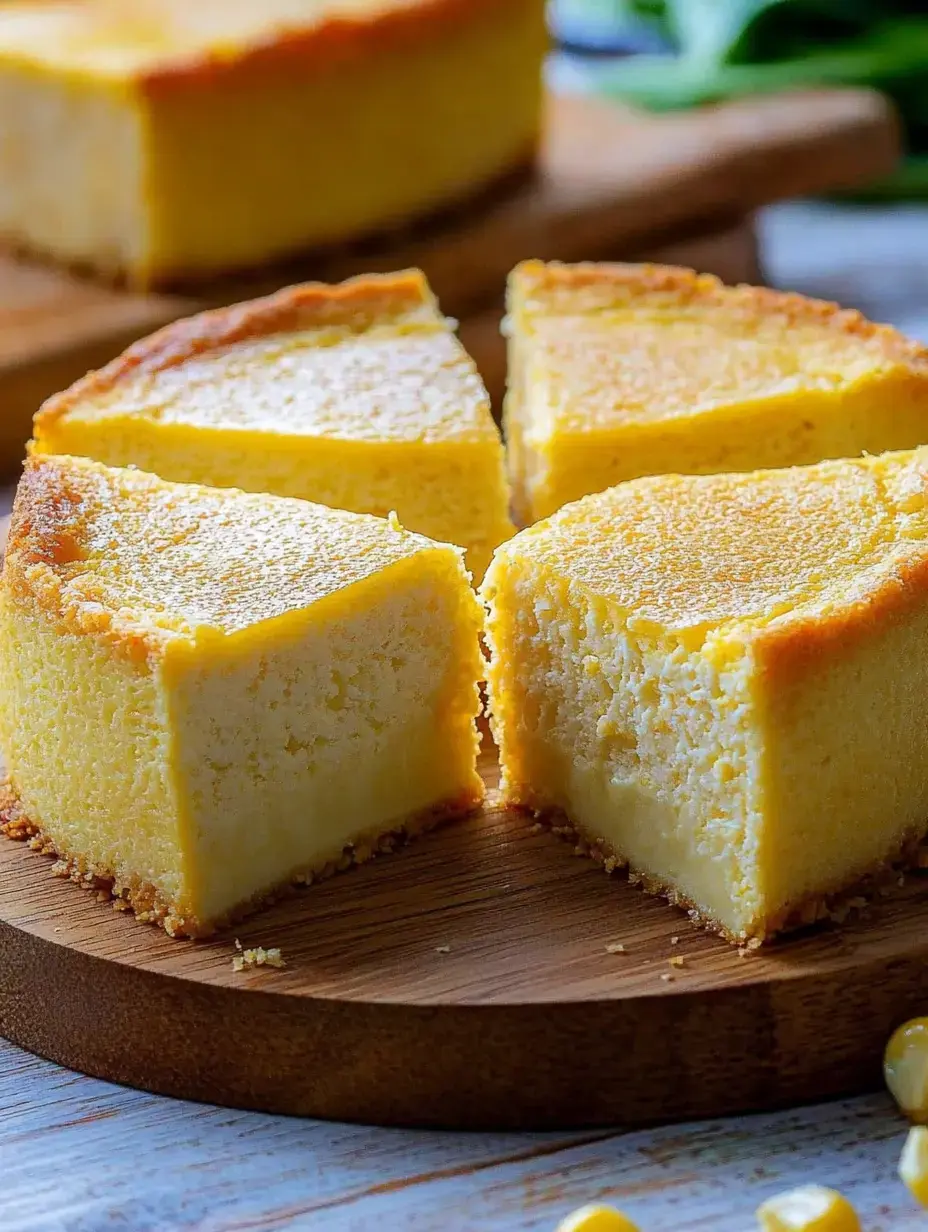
[482,448,928,943]
[505,260,928,523]
[0,0,545,284]
[0,454,485,936]
[32,271,514,582]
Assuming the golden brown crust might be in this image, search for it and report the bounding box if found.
[137,0,535,94]
[34,270,437,438]
[2,456,112,638]
[5,454,88,576]
[2,456,164,663]
[0,780,482,939]
[506,793,928,946]
[754,518,928,687]
[508,259,928,367]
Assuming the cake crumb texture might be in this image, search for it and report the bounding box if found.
[482,446,928,941]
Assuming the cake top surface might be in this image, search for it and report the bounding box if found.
[35,272,497,448]
[509,261,928,434]
[0,0,477,79]
[4,454,443,648]
[497,447,928,642]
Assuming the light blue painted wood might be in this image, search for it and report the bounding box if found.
[0,1036,923,1231]
[761,200,928,343]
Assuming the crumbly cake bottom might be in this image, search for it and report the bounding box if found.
[511,792,928,948]
[0,779,480,939]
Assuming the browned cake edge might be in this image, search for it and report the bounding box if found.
[0,780,482,940]
[506,793,928,949]
[138,0,535,91]
[508,259,928,366]
[32,268,445,438]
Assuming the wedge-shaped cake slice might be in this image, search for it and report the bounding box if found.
[505,260,928,523]
[0,455,484,936]
[33,271,514,582]
[482,447,928,943]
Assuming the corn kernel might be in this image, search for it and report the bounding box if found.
[900,1125,928,1207]
[756,1185,860,1231]
[555,1204,639,1232]
[885,1017,928,1121]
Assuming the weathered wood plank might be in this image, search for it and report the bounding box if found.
[0,1037,923,1231]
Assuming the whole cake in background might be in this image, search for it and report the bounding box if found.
[0,0,546,285]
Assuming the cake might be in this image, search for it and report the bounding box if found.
[505,260,928,524]
[32,270,514,582]
[481,447,928,943]
[0,453,485,936]
[0,0,545,285]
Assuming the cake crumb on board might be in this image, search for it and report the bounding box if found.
[231,940,285,973]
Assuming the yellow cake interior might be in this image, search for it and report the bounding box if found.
[0,454,484,934]
[505,260,928,524]
[482,447,928,941]
[0,0,546,283]
[32,271,514,582]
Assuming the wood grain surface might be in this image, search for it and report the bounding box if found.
[0,87,897,475]
[3,728,928,1132]
[2,1035,924,1231]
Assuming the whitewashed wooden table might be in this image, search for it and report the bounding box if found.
[1,1035,923,1232]
[4,201,928,1232]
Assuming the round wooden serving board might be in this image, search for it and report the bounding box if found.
[1,736,927,1131]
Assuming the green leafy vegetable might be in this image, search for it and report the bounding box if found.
[585,0,928,197]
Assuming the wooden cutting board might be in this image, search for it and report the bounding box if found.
[0,86,898,475]
[1,728,926,1131]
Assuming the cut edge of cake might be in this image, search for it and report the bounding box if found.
[481,448,928,945]
[0,779,478,940]
[0,453,486,938]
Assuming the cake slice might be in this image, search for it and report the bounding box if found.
[0,0,544,284]
[0,454,484,936]
[505,260,928,523]
[482,448,928,943]
[32,270,514,582]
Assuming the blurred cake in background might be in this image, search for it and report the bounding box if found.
[0,0,546,286]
